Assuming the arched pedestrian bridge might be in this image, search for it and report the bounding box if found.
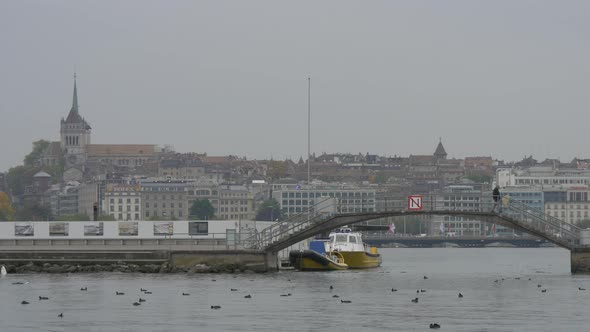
[247,199,590,273]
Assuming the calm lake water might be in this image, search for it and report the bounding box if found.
[2,248,589,332]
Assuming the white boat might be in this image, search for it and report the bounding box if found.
[1,265,7,276]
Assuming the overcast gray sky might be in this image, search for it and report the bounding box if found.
[1,1,589,172]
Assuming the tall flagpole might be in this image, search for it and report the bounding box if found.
[307,77,311,220]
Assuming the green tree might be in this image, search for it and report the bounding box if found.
[372,172,389,184]
[24,140,50,167]
[15,202,53,221]
[0,192,16,221]
[255,199,282,221]
[6,165,38,197]
[6,140,59,196]
[578,219,590,229]
[267,160,287,180]
[465,174,493,184]
[56,214,91,221]
[189,199,215,220]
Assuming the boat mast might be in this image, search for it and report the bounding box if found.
[307,76,311,221]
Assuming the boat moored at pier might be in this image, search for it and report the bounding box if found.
[327,227,381,269]
[289,227,381,271]
[289,240,348,271]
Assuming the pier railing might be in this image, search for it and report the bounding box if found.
[0,232,241,251]
[243,197,337,249]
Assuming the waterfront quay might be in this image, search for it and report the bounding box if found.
[0,220,277,273]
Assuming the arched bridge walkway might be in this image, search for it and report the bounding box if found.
[248,200,582,253]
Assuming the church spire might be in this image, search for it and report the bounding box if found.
[64,73,87,125]
[71,73,78,113]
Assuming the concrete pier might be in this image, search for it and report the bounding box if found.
[571,248,590,274]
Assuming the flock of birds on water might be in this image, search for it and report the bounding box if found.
[9,274,590,330]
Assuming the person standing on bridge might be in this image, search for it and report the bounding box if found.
[492,185,502,213]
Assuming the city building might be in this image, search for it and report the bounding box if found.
[496,166,590,225]
[544,186,590,224]
[86,144,159,171]
[431,185,492,236]
[76,182,98,218]
[46,181,98,218]
[272,185,376,217]
[502,186,545,212]
[159,159,205,179]
[464,156,494,176]
[140,180,189,220]
[102,184,142,221]
[496,167,590,188]
[217,185,255,220]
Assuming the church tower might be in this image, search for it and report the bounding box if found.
[60,74,91,178]
[433,138,447,161]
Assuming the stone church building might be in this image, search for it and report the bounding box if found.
[41,77,161,182]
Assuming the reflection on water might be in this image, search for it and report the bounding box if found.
[1,248,589,332]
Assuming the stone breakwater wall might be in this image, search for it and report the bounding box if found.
[0,250,275,273]
[1,262,260,274]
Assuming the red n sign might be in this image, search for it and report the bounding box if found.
[407,195,423,211]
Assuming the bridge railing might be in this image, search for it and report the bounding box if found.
[416,194,580,246]
[500,199,580,246]
[243,197,338,249]
[251,193,583,250]
[410,195,580,246]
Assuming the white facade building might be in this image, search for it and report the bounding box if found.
[272,185,376,217]
[103,184,142,221]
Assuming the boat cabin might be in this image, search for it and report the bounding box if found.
[327,227,366,252]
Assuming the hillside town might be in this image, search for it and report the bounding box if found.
[2,79,590,238]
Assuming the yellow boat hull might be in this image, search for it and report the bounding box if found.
[338,251,382,269]
[289,250,349,271]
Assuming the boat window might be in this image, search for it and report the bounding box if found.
[336,234,348,243]
[349,236,357,243]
